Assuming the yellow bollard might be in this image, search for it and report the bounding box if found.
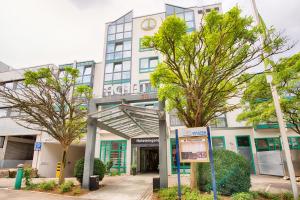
[55,162,61,178]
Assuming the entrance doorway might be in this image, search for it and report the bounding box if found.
[236,135,256,174]
[140,147,159,173]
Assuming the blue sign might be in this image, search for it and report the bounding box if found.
[178,127,208,137]
[34,142,42,151]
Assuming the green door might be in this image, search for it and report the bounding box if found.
[236,135,256,174]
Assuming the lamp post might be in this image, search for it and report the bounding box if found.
[250,0,299,199]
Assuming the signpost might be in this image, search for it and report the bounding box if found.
[175,127,217,200]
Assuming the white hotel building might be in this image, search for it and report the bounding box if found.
[0,3,299,178]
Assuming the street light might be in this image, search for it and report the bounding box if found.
[250,0,299,199]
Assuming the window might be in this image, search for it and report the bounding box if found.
[115,43,123,52]
[108,25,116,34]
[0,108,7,118]
[100,140,127,174]
[104,62,131,84]
[124,23,132,31]
[288,137,300,150]
[139,80,156,93]
[114,63,122,72]
[123,41,131,51]
[139,38,154,51]
[0,136,5,148]
[107,43,114,53]
[165,4,195,32]
[116,24,124,33]
[122,61,130,71]
[105,63,113,73]
[212,137,225,149]
[255,138,281,152]
[139,57,159,73]
[210,114,227,128]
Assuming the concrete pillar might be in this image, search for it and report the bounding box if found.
[82,102,97,189]
[159,101,168,188]
[126,138,131,175]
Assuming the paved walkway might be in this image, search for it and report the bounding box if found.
[80,174,154,200]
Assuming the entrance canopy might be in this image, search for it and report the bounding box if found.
[89,104,163,139]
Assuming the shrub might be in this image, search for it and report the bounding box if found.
[38,180,56,191]
[106,160,113,173]
[23,168,32,186]
[158,186,178,200]
[197,149,251,196]
[59,180,74,193]
[74,158,106,183]
[232,192,254,200]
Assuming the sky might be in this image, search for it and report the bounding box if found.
[0,0,299,69]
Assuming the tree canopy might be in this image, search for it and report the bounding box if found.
[143,7,289,128]
[238,52,300,134]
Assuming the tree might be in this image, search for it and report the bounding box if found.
[142,7,289,189]
[0,66,92,184]
[238,52,300,134]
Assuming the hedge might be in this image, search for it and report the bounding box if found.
[197,149,251,195]
[74,158,106,183]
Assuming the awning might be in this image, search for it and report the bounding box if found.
[89,104,163,139]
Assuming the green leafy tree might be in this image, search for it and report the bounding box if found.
[238,52,300,134]
[0,66,92,184]
[142,7,289,189]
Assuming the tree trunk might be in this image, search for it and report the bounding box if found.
[190,163,198,189]
[58,146,68,185]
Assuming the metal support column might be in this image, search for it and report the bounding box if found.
[82,101,97,189]
[159,101,168,188]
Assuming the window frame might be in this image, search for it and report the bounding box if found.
[139,57,159,73]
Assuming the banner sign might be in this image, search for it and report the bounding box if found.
[177,127,208,137]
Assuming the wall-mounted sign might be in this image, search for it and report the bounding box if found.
[34,142,42,151]
[141,18,157,31]
[131,137,159,145]
[179,136,209,163]
[103,81,152,96]
[177,127,208,137]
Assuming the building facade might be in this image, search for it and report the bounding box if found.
[0,3,299,178]
[92,3,300,177]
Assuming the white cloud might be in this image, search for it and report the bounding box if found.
[0,0,299,68]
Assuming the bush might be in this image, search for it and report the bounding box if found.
[59,180,74,193]
[158,186,219,200]
[38,180,56,191]
[197,149,251,196]
[106,160,113,173]
[23,168,32,186]
[74,158,106,183]
[232,192,254,200]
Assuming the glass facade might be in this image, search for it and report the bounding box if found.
[100,140,127,174]
[255,137,282,152]
[104,12,133,96]
[165,4,195,32]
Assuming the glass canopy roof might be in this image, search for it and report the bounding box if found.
[90,104,162,139]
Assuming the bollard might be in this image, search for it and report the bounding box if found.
[14,164,24,190]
